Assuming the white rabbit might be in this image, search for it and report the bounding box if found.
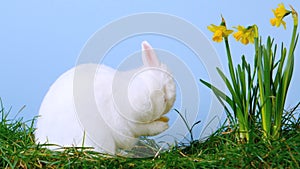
[35,41,176,154]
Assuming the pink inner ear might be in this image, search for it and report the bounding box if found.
[142,41,151,51]
[142,41,160,67]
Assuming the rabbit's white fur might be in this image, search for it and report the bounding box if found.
[35,41,176,154]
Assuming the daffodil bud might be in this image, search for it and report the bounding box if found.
[290,5,298,26]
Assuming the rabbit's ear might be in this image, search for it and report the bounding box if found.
[142,41,160,67]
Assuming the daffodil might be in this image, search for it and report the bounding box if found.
[207,24,232,42]
[207,17,233,43]
[233,25,257,45]
[270,3,291,29]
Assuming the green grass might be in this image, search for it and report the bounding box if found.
[0,100,299,169]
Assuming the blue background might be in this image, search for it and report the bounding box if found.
[0,1,299,134]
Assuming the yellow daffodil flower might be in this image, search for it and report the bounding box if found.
[270,3,291,29]
[207,20,233,43]
[233,25,257,45]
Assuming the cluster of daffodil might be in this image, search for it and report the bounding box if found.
[201,3,298,142]
[207,18,258,45]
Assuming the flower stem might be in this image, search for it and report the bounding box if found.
[224,38,236,84]
[274,24,298,139]
[224,37,249,142]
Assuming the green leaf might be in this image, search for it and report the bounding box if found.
[200,79,234,108]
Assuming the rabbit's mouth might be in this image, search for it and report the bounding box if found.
[155,116,169,122]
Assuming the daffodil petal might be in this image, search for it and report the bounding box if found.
[207,24,218,32]
[270,18,277,26]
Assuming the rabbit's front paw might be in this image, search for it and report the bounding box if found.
[148,121,169,136]
[135,119,169,137]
